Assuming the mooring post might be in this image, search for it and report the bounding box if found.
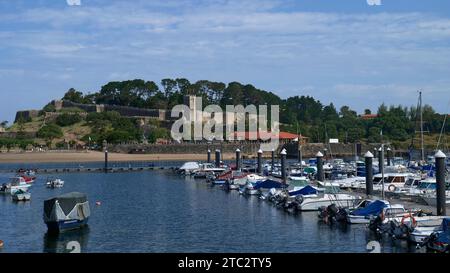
[207,149,211,163]
[271,149,275,174]
[298,146,302,163]
[365,151,374,196]
[236,148,241,171]
[280,149,287,183]
[316,151,324,182]
[215,149,221,168]
[386,147,391,166]
[378,147,384,174]
[104,150,108,173]
[257,149,263,174]
[435,150,447,216]
[103,140,108,173]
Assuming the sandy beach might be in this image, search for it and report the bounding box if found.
[0,151,239,163]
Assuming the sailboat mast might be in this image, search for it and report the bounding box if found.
[419,91,424,162]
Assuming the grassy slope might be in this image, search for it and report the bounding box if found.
[6,116,91,145]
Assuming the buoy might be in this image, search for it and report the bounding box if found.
[0,240,4,248]
[96,201,101,206]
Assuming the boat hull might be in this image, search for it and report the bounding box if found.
[12,193,31,201]
[46,218,89,233]
[299,194,360,211]
[346,215,371,224]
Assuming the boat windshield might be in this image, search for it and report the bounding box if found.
[323,186,341,194]
[418,182,436,190]
[405,178,420,187]
[373,177,384,184]
[384,208,405,217]
[387,176,405,183]
[288,179,309,188]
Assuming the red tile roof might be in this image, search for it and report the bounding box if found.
[233,131,308,140]
[360,114,378,120]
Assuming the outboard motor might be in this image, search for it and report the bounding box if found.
[335,208,349,222]
[327,204,339,218]
[318,206,328,219]
[391,223,410,240]
[368,215,383,232]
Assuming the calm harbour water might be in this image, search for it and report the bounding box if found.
[0,162,420,253]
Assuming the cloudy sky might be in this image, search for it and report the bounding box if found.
[1,0,450,122]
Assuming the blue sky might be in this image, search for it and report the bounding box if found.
[1,0,450,122]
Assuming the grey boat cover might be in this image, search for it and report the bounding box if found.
[44,192,90,222]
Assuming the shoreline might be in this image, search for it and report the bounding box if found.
[0,151,239,164]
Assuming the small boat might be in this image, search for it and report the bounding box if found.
[346,200,390,224]
[1,177,32,195]
[287,185,319,198]
[46,178,65,188]
[216,171,247,187]
[240,179,285,195]
[177,162,200,175]
[44,192,90,233]
[192,163,226,177]
[369,211,442,241]
[372,173,418,192]
[420,191,450,207]
[297,193,362,211]
[12,189,31,202]
[409,217,448,244]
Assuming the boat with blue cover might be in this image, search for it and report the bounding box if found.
[426,218,450,253]
[241,179,286,195]
[346,200,389,224]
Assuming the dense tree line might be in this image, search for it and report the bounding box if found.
[82,111,142,144]
[60,79,449,144]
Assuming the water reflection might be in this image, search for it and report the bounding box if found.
[43,227,90,253]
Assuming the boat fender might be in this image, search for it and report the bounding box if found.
[388,184,397,192]
[380,211,385,222]
[401,214,417,229]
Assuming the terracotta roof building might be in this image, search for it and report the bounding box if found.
[233,131,308,144]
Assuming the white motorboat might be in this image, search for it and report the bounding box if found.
[409,217,446,244]
[330,176,365,189]
[346,200,390,224]
[2,177,32,195]
[297,193,362,211]
[404,178,437,195]
[192,163,226,175]
[46,178,65,188]
[347,203,407,224]
[372,173,418,192]
[177,161,200,175]
[12,189,31,201]
[420,191,450,207]
[246,174,266,183]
